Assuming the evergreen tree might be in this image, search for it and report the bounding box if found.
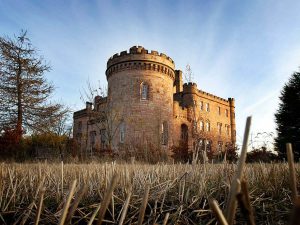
[0,31,68,142]
[275,71,300,159]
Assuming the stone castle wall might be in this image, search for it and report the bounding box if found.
[106,46,175,148]
[73,46,236,156]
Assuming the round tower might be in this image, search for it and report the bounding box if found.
[105,46,175,148]
[228,98,236,144]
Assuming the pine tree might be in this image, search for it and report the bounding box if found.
[0,31,68,141]
[275,71,300,159]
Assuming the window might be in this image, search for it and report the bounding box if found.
[225,142,232,150]
[193,100,197,107]
[225,109,229,117]
[217,122,222,135]
[200,101,204,110]
[141,83,149,100]
[161,121,168,145]
[120,122,125,143]
[218,106,221,115]
[199,121,204,131]
[206,121,210,132]
[193,121,197,133]
[197,139,204,150]
[206,140,212,152]
[225,124,230,135]
[206,103,210,112]
[218,141,223,152]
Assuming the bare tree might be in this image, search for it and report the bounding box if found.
[0,30,68,141]
[80,80,123,156]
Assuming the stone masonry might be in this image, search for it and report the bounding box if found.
[73,46,236,157]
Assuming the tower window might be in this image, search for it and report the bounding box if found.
[218,106,221,115]
[141,83,149,100]
[161,121,168,145]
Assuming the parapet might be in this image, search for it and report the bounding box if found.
[183,82,198,94]
[198,89,230,104]
[107,46,175,70]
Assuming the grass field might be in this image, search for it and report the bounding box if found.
[0,161,298,224]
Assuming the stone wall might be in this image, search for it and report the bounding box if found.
[73,46,236,157]
[106,46,175,149]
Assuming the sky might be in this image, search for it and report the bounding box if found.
[1,0,300,147]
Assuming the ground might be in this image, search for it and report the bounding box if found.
[0,162,298,224]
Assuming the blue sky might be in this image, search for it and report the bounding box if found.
[1,0,300,145]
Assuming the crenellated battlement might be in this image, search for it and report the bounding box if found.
[74,46,236,152]
[107,46,175,71]
[183,82,198,87]
[198,89,230,103]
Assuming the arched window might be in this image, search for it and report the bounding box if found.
[161,121,168,145]
[141,82,149,100]
[120,121,125,143]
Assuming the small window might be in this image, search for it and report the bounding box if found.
[206,103,210,112]
[200,101,203,110]
[206,140,212,152]
[225,109,229,117]
[141,83,149,100]
[199,121,204,131]
[193,100,197,107]
[206,121,210,132]
[161,121,168,145]
[218,141,223,152]
[218,106,221,115]
[225,124,230,135]
[193,121,197,132]
[217,123,222,135]
[199,139,204,150]
[120,122,125,143]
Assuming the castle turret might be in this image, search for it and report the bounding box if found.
[174,70,183,93]
[105,46,175,147]
[228,98,236,144]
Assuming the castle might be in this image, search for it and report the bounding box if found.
[73,46,236,157]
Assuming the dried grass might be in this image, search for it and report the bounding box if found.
[0,161,298,224]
